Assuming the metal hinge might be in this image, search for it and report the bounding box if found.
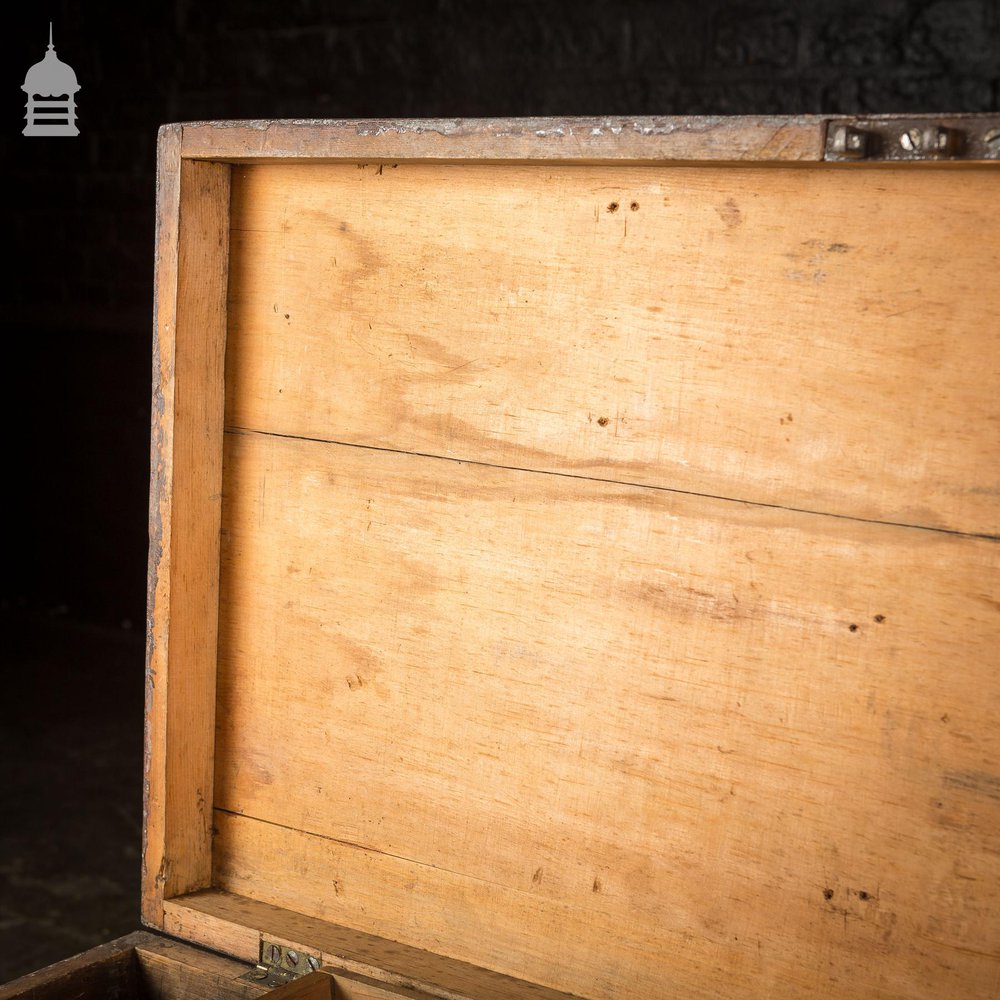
[241,939,323,987]
[825,117,1000,162]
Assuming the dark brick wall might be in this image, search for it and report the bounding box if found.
[3,0,999,626]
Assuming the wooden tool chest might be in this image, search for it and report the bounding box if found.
[1,115,998,1000]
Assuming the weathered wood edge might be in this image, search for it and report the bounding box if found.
[143,121,183,929]
[165,891,589,1000]
[143,124,232,928]
[177,115,826,162]
[0,931,271,998]
[0,932,147,997]
[136,933,271,998]
[264,972,336,999]
[174,114,1000,164]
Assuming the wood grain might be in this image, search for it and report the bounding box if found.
[137,934,269,1000]
[266,973,335,1000]
[139,122,1000,998]
[0,932,267,1000]
[179,117,825,163]
[211,430,1000,1000]
[143,128,231,925]
[0,935,138,999]
[331,970,427,999]
[225,162,1000,536]
[163,895,260,960]
[163,890,585,1000]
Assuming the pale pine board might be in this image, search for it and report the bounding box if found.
[225,163,999,537]
[145,146,230,920]
[165,889,585,1000]
[212,430,1000,1000]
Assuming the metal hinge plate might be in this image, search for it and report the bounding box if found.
[240,940,323,987]
[825,117,1000,162]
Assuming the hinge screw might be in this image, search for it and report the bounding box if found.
[829,124,868,159]
[251,965,269,981]
[985,128,1000,153]
[266,944,281,965]
[900,125,962,157]
[307,955,321,972]
[286,950,300,968]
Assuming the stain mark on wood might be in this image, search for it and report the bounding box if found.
[943,770,1000,802]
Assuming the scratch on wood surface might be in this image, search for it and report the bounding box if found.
[917,934,1000,961]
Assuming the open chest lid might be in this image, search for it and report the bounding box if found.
[144,115,1000,1000]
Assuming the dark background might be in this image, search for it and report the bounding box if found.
[1,0,998,985]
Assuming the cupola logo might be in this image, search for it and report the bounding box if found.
[22,23,80,136]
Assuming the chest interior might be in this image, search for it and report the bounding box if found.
[60,121,1000,1000]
